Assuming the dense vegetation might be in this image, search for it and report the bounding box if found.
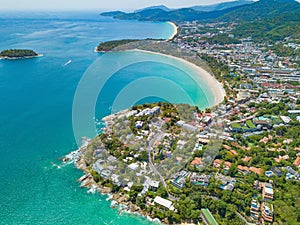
[191,0,253,12]
[96,39,140,52]
[202,34,241,45]
[101,6,245,23]
[0,49,38,58]
[220,0,300,22]
[102,0,300,42]
[232,18,300,42]
[96,39,163,52]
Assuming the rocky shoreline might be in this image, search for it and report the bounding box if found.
[65,144,196,225]
[62,145,194,225]
[67,146,165,224]
[0,54,43,60]
[75,153,194,225]
[62,101,203,225]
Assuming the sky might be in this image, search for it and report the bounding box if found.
[0,0,240,11]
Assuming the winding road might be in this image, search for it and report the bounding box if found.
[147,131,178,201]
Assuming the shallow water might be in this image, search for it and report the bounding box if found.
[0,12,212,224]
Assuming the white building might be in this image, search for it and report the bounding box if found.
[154,196,175,211]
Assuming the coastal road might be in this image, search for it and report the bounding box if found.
[147,131,178,201]
[147,132,165,184]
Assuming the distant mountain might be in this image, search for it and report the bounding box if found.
[191,0,254,12]
[134,5,170,13]
[101,11,126,17]
[100,0,300,41]
[100,5,246,22]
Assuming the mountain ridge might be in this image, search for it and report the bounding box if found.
[191,0,254,12]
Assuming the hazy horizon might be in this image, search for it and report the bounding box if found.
[0,0,254,11]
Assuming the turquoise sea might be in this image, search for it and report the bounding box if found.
[0,12,214,224]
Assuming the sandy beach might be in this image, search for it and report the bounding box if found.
[129,49,226,107]
[166,22,178,41]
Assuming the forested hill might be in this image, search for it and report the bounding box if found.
[101,0,300,23]
[226,0,300,41]
[100,5,247,23]
[0,49,38,59]
[191,0,253,12]
[101,0,300,41]
[220,0,300,22]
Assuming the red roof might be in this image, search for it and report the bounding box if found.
[293,157,300,167]
[250,167,262,175]
[238,165,249,172]
[191,157,202,166]
[224,161,232,168]
[230,150,238,155]
[242,156,252,162]
[213,159,223,167]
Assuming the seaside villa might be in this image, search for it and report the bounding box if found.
[154,196,175,211]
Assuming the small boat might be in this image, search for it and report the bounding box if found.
[62,60,72,67]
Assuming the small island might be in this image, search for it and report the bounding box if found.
[0,49,41,60]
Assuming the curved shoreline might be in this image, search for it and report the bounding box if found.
[70,48,226,225]
[128,49,226,107]
[166,22,178,41]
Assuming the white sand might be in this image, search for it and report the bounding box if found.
[166,22,178,41]
[130,49,226,107]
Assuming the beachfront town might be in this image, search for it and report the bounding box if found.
[68,21,300,225]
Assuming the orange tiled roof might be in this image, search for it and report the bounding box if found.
[260,137,269,144]
[238,165,249,172]
[282,155,289,160]
[191,157,202,166]
[224,161,232,168]
[213,159,223,166]
[250,167,262,175]
[242,156,252,162]
[293,157,300,167]
[230,150,238,155]
[274,158,281,163]
[230,142,239,148]
[223,145,231,150]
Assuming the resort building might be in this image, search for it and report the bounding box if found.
[134,121,144,129]
[261,202,274,223]
[215,173,236,191]
[170,170,190,189]
[191,157,203,169]
[253,180,264,191]
[177,120,199,132]
[149,180,160,191]
[249,167,262,176]
[190,173,210,187]
[293,157,300,169]
[238,165,250,174]
[154,196,175,211]
[213,159,222,169]
[198,138,210,145]
[262,183,274,201]
[223,161,232,173]
[250,199,260,220]
[136,106,161,117]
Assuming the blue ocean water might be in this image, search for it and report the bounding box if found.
[0,12,213,224]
